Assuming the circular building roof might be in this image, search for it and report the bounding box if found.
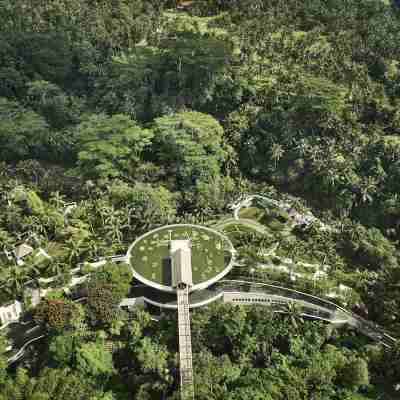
[127,224,235,292]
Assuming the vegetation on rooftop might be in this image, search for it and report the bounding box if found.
[129,225,232,286]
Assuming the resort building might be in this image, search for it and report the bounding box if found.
[0,300,23,327]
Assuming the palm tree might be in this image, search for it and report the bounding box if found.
[23,215,47,237]
[94,201,112,227]
[63,237,88,266]
[46,259,65,278]
[6,266,27,296]
[284,301,303,329]
[49,191,66,209]
[25,262,41,280]
[105,207,123,244]
[271,143,285,169]
[87,239,100,259]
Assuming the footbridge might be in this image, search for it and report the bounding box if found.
[177,286,194,400]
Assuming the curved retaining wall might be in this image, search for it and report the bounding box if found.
[142,291,224,310]
[223,291,347,324]
[6,280,396,366]
[218,279,397,348]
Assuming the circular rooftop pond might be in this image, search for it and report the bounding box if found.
[127,224,235,292]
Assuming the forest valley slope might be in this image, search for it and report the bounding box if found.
[1,1,400,399]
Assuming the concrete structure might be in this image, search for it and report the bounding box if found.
[134,288,223,310]
[128,231,199,399]
[119,297,145,309]
[169,240,195,398]
[15,243,34,260]
[12,245,51,267]
[177,286,194,399]
[3,213,397,399]
[127,224,236,293]
[170,240,193,288]
[14,243,34,265]
[0,301,23,327]
[25,287,41,307]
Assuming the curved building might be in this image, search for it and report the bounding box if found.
[127,224,236,296]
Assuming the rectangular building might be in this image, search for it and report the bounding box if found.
[170,240,193,288]
[0,300,22,327]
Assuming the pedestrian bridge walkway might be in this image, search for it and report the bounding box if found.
[177,286,194,400]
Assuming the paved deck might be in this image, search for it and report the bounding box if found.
[177,286,194,400]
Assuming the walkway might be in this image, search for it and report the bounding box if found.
[217,279,396,348]
[4,320,45,364]
[177,286,194,400]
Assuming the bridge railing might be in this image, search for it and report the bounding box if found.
[218,279,339,311]
[226,293,334,321]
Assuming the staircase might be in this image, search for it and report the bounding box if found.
[104,340,114,353]
[177,285,194,400]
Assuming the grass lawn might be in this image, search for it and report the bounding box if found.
[238,206,265,221]
[219,221,263,241]
[238,205,289,231]
[130,225,232,286]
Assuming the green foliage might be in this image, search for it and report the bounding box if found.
[188,174,237,214]
[92,262,131,299]
[34,299,79,331]
[86,278,122,327]
[0,1,400,398]
[384,342,400,384]
[339,221,398,270]
[135,337,168,376]
[338,357,370,390]
[0,335,8,384]
[74,113,153,179]
[97,15,236,119]
[0,367,109,400]
[125,309,152,343]
[194,351,241,399]
[48,333,76,367]
[26,80,82,129]
[0,98,48,161]
[107,180,177,229]
[26,191,45,215]
[76,341,114,378]
[151,111,228,188]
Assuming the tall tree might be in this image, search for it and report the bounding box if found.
[73,113,153,179]
[0,98,48,162]
[151,111,229,189]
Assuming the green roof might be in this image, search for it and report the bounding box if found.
[129,225,233,288]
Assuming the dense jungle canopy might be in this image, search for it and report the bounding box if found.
[1,0,400,399]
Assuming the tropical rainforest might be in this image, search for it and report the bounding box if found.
[1,0,400,399]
